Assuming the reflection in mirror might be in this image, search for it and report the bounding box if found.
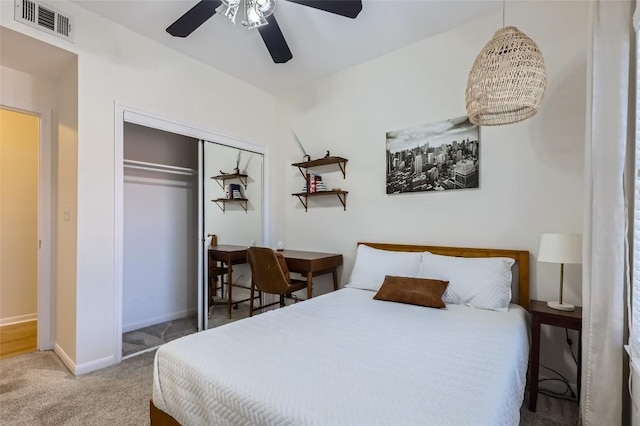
[204,142,263,330]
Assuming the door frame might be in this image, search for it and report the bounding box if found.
[114,102,270,363]
[0,100,54,350]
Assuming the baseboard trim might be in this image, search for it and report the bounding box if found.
[75,354,114,376]
[122,308,197,333]
[0,313,37,326]
[54,343,115,376]
[54,343,76,374]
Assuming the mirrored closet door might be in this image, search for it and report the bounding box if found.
[202,141,264,330]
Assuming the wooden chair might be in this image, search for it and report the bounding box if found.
[247,247,307,317]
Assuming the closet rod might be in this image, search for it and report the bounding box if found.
[123,159,197,176]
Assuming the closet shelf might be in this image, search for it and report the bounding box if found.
[291,190,348,212]
[211,173,248,189]
[123,159,197,176]
[213,198,248,213]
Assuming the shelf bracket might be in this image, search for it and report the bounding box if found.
[215,180,224,190]
[240,199,248,213]
[296,166,307,180]
[294,194,309,212]
[238,176,247,188]
[337,192,347,210]
[214,200,226,213]
[337,161,346,179]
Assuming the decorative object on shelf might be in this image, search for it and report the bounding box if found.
[211,169,249,213]
[291,156,349,211]
[302,173,327,193]
[386,116,479,194]
[324,150,330,158]
[465,0,546,126]
[226,183,243,199]
[276,241,284,251]
[537,233,582,311]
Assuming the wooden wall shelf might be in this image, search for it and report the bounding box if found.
[211,173,248,189]
[213,198,248,213]
[291,191,348,212]
[291,156,348,179]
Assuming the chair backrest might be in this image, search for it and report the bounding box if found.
[247,247,291,295]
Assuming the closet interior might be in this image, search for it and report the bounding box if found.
[121,122,264,357]
[122,123,199,357]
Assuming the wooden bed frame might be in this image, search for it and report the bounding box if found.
[150,242,530,425]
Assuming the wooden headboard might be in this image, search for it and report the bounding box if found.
[358,242,530,310]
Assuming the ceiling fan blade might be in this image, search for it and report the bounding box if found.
[166,0,222,37]
[286,0,362,19]
[258,15,293,64]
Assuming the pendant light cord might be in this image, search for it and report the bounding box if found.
[502,0,506,27]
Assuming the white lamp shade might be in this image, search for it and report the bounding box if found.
[538,233,582,264]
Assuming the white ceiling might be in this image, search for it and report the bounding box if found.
[72,0,505,95]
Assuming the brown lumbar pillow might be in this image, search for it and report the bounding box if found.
[374,275,449,308]
[274,251,291,283]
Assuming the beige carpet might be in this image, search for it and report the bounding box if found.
[1,350,578,425]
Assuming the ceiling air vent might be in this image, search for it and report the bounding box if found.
[14,0,74,43]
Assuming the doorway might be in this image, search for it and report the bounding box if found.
[0,107,40,358]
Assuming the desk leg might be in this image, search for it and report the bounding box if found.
[529,314,541,412]
[577,328,582,401]
[306,271,313,299]
[227,262,233,320]
[332,268,338,292]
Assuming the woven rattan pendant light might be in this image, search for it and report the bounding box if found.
[465,2,546,126]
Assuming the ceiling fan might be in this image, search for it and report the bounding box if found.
[166,0,363,64]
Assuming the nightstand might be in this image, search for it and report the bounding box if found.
[528,299,582,412]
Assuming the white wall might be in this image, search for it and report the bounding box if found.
[0,0,276,370]
[55,57,78,360]
[276,1,587,383]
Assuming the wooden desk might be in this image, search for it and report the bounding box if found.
[279,250,343,299]
[209,245,248,319]
[528,299,582,412]
[208,246,344,315]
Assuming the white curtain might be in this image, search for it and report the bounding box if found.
[581,1,633,424]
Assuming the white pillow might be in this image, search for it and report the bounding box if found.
[418,253,515,311]
[346,245,424,292]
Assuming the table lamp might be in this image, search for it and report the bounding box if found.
[537,233,582,311]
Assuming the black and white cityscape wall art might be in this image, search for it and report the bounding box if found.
[386,116,479,194]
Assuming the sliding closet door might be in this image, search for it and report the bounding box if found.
[203,141,263,330]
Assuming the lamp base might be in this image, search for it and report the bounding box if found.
[547,301,575,311]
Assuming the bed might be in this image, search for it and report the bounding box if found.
[151,243,530,426]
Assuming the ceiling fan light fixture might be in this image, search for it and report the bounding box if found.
[256,0,276,17]
[243,0,269,29]
[216,2,240,24]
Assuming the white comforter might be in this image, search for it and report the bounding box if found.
[153,288,529,426]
